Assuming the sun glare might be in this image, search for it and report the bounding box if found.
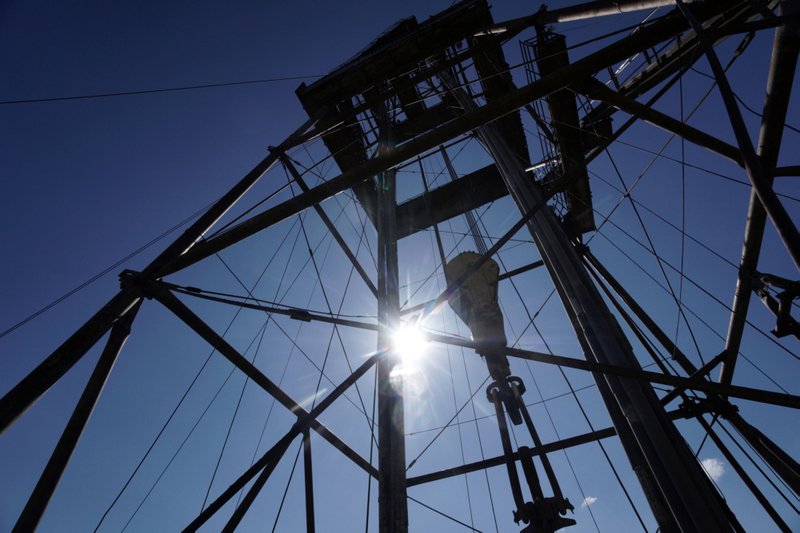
[392,324,428,365]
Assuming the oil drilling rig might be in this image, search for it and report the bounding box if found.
[3,0,800,531]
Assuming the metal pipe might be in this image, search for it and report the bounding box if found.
[695,415,792,532]
[584,248,800,494]
[537,0,697,24]
[719,0,800,384]
[445,74,736,530]
[13,302,140,532]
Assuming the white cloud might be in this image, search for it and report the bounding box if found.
[581,496,598,508]
[701,458,725,482]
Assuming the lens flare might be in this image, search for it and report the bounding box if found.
[392,324,428,367]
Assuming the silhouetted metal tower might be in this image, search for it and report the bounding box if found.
[3,0,799,531]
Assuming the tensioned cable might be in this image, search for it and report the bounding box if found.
[200,318,269,509]
[291,152,379,272]
[448,299,501,533]
[490,234,647,531]
[443,317,478,528]
[91,214,302,531]
[689,66,800,135]
[198,218,325,510]
[0,75,323,105]
[363,362,378,533]
[106,209,372,526]
[589,170,738,268]
[286,155,382,444]
[596,210,800,364]
[693,414,718,458]
[296,192,377,440]
[422,167,477,529]
[118,321,270,531]
[717,419,800,512]
[726,418,800,506]
[405,374,491,471]
[225,175,380,514]
[611,138,800,203]
[595,230,793,393]
[501,307,604,533]
[205,180,293,240]
[408,495,483,532]
[271,440,305,532]
[435,212,502,531]
[235,216,323,508]
[676,72,689,360]
[404,384,596,436]
[604,149,705,362]
[0,201,212,339]
[123,216,341,525]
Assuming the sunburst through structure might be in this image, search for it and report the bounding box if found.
[2,0,799,531]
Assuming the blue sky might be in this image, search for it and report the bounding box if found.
[1,1,799,531]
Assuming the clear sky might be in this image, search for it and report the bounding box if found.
[1,1,799,532]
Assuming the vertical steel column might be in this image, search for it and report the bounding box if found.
[676,0,800,270]
[376,101,408,533]
[303,430,316,533]
[719,0,800,385]
[444,75,735,530]
[13,302,141,532]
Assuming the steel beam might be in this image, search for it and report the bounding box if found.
[677,0,800,271]
[13,302,140,532]
[0,288,140,435]
[577,77,742,164]
[0,118,316,436]
[427,332,800,409]
[536,0,698,24]
[303,430,316,533]
[695,415,791,532]
[149,283,379,479]
[161,2,730,275]
[396,164,507,240]
[719,0,800,384]
[408,407,690,487]
[375,106,408,533]
[583,249,800,494]
[280,154,378,298]
[447,75,738,530]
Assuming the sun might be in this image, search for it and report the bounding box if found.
[391,323,428,366]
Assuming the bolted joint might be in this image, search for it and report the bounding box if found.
[118,269,157,299]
